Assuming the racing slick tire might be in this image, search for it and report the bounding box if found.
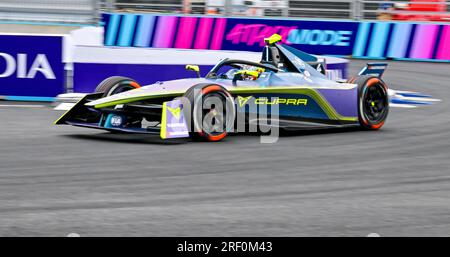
[352,75,389,130]
[95,76,141,97]
[183,84,236,142]
[95,76,142,129]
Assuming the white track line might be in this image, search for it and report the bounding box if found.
[395,96,441,102]
[389,103,417,108]
[0,104,46,108]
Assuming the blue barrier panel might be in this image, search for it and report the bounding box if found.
[71,46,348,94]
[73,62,347,94]
[0,34,65,98]
[73,63,215,93]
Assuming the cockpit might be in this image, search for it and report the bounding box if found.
[204,34,328,86]
[206,59,279,83]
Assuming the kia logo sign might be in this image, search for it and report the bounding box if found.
[0,53,56,79]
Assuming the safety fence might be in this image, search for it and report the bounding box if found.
[112,0,450,21]
[1,1,449,24]
[0,0,101,24]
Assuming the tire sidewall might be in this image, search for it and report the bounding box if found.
[95,76,140,97]
[355,75,389,130]
[95,76,142,129]
[184,84,236,141]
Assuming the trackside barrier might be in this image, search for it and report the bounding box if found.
[0,30,348,99]
[354,21,450,61]
[71,46,348,93]
[0,34,66,99]
[102,13,450,62]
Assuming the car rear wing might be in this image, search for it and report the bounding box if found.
[358,63,388,78]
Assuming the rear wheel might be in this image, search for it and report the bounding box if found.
[184,84,236,142]
[353,75,389,130]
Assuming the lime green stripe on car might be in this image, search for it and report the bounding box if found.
[93,92,184,109]
[160,101,168,139]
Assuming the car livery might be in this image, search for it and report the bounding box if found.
[55,34,390,142]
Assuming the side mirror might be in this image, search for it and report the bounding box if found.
[186,65,200,78]
[264,33,282,46]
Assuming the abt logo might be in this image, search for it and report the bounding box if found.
[0,53,56,79]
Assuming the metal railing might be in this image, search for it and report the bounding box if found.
[288,1,354,19]
[112,0,355,18]
[360,0,450,20]
[1,0,449,25]
[111,0,450,21]
[0,0,102,24]
[114,0,184,13]
[113,0,288,16]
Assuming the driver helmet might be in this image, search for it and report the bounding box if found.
[241,67,265,81]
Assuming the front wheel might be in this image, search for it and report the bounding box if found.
[353,75,389,130]
[183,84,236,142]
[95,76,142,129]
[95,76,141,97]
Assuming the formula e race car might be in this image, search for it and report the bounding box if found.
[55,34,389,142]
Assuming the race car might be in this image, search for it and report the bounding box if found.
[55,34,389,142]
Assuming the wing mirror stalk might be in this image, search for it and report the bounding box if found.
[186,65,201,78]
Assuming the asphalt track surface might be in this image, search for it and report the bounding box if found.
[1,60,449,236]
